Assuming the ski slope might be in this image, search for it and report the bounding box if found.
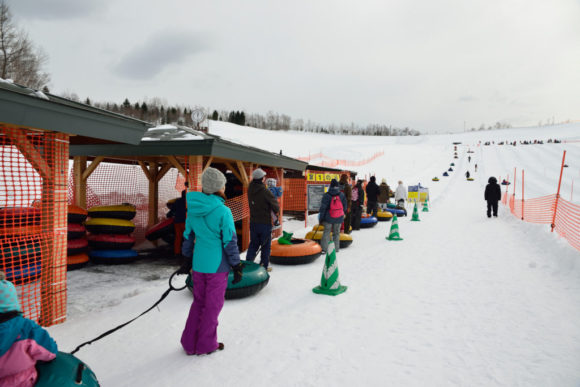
[47,124,580,386]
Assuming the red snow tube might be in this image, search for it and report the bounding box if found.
[87,234,136,250]
[68,223,86,239]
[67,238,88,256]
[145,218,174,241]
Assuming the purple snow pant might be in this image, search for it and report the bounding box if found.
[181,271,228,355]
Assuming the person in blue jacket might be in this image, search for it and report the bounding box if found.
[0,271,57,386]
[318,179,347,253]
[180,167,243,356]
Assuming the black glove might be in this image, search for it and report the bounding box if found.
[176,256,192,274]
[232,263,244,284]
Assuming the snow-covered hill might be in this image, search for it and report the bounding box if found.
[47,123,580,387]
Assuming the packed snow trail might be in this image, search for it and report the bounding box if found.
[48,165,580,386]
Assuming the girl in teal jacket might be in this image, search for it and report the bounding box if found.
[180,168,242,355]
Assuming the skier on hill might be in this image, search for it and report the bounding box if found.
[484,176,502,218]
[318,179,347,253]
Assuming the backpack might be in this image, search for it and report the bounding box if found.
[329,195,344,218]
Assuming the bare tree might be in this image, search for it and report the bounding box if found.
[0,1,50,89]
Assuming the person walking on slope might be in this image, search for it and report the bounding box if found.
[181,167,244,356]
[339,174,352,234]
[351,179,365,230]
[378,178,390,210]
[365,176,379,218]
[484,176,502,218]
[318,179,347,253]
[394,181,407,208]
[246,168,280,272]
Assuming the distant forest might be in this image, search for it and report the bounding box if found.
[64,93,422,137]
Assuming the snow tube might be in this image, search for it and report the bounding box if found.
[67,238,88,256]
[385,208,406,216]
[360,216,378,228]
[450,163,455,166]
[432,177,440,181]
[448,167,453,171]
[467,178,474,181]
[305,230,353,249]
[85,218,135,235]
[443,172,449,177]
[88,249,139,264]
[1,238,42,282]
[270,238,322,265]
[186,260,270,300]
[0,207,40,227]
[67,223,86,239]
[386,203,397,209]
[376,211,393,221]
[501,181,511,185]
[67,253,90,270]
[145,218,174,241]
[87,204,136,220]
[87,234,135,250]
[67,205,87,224]
[454,156,458,159]
[36,351,99,387]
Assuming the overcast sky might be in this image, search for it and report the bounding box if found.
[5,0,580,133]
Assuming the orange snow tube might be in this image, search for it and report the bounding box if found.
[270,239,322,265]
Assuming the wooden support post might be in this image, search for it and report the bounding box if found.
[203,156,214,172]
[81,156,104,181]
[73,156,87,208]
[551,150,567,232]
[167,155,187,178]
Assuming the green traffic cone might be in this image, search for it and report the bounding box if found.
[312,241,347,296]
[386,214,403,241]
[411,202,421,221]
[422,200,429,212]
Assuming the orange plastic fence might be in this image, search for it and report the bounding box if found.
[283,178,307,212]
[502,191,580,252]
[0,126,68,326]
[297,150,384,167]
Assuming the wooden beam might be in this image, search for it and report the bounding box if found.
[81,156,104,181]
[155,163,172,183]
[4,128,51,179]
[138,161,153,182]
[236,160,249,186]
[167,155,187,178]
[203,156,214,172]
[148,162,159,227]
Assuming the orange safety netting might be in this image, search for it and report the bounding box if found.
[283,178,307,212]
[502,191,580,252]
[297,150,384,167]
[0,126,68,326]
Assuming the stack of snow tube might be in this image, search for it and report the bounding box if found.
[305,225,353,248]
[360,214,378,228]
[186,260,269,299]
[67,205,89,270]
[145,217,175,244]
[270,238,322,265]
[36,351,99,386]
[85,204,138,264]
[0,208,42,283]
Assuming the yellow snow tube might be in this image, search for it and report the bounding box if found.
[305,229,353,249]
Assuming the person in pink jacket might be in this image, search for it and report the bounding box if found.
[0,271,57,386]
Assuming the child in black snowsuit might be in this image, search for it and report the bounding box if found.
[484,177,502,217]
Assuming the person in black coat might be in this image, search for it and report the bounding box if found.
[365,176,379,218]
[484,176,502,218]
[351,180,365,230]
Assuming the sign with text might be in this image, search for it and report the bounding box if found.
[306,172,340,183]
[307,184,329,211]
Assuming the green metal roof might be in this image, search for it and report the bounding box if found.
[0,81,151,144]
[69,129,308,171]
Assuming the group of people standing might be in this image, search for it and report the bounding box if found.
[317,174,407,253]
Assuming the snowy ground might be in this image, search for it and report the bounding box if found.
[47,123,580,386]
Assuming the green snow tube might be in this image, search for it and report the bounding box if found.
[35,351,99,386]
[186,260,269,300]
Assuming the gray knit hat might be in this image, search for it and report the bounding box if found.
[202,167,227,194]
[252,168,267,180]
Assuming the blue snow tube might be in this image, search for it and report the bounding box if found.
[186,260,269,300]
[385,208,406,217]
[448,167,453,171]
[443,172,449,176]
[88,249,139,264]
[36,351,99,387]
[360,216,378,228]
